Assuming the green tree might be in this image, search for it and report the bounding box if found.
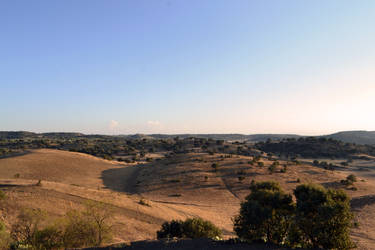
[294,184,355,249]
[233,181,295,245]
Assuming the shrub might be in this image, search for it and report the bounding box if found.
[346,174,357,183]
[63,209,97,247]
[157,218,222,240]
[157,220,184,239]
[11,208,46,246]
[0,220,11,250]
[63,201,113,247]
[280,165,287,173]
[341,174,358,187]
[139,199,151,207]
[211,163,219,171]
[268,164,276,174]
[233,181,295,245]
[183,218,222,239]
[0,190,6,200]
[33,225,64,249]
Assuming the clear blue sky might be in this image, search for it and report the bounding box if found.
[1,0,374,135]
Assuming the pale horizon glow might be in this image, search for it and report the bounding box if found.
[1,1,374,135]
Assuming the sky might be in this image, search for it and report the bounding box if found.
[1,0,374,135]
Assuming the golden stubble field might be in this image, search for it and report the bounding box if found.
[1,149,375,249]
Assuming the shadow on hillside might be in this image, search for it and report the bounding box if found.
[0,150,32,159]
[351,195,375,210]
[101,163,150,194]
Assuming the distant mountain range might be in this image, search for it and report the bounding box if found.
[1,130,374,145]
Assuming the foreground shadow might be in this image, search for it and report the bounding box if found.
[84,238,289,250]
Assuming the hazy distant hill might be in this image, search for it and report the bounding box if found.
[0,131,37,139]
[1,131,375,145]
[324,131,375,145]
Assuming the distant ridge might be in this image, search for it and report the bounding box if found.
[324,131,375,145]
[1,130,374,145]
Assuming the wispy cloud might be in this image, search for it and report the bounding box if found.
[109,120,119,130]
[147,120,161,126]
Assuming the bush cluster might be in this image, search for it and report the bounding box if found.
[233,181,355,249]
[8,201,113,249]
[157,218,222,240]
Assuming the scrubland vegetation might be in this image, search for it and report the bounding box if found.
[1,133,375,249]
[0,200,113,249]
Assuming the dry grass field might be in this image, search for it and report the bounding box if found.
[1,149,375,248]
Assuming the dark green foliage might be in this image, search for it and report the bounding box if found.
[256,137,375,158]
[157,220,185,239]
[341,174,358,187]
[0,190,6,200]
[234,182,295,245]
[268,164,276,174]
[280,165,287,173]
[157,218,222,240]
[346,174,357,183]
[211,163,219,171]
[234,182,355,249]
[294,184,355,249]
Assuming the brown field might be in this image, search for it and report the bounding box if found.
[1,149,375,249]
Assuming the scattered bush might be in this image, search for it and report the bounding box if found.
[211,163,219,171]
[280,165,287,173]
[238,176,245,182]
[346,174,357,183]
[139,199,151,207]
[268,164,276,174]
[341,174,358,187]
